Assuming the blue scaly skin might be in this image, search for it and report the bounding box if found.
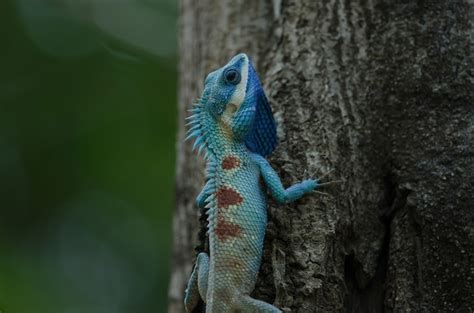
[184,53,319,312]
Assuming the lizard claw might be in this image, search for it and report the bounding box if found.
[312,168,335,181]
[304,168,343,190]
[312,189,331,197]
[316,179,344,187]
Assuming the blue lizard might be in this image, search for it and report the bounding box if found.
[184,53,320,312]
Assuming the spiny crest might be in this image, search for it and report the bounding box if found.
[206,158,217,176]
[185,98,209,158]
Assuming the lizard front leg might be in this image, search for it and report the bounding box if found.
[184,252,210,312]
[250,153,318,204]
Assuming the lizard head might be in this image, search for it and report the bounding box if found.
[202,53,254,138]
[187,53,277,157]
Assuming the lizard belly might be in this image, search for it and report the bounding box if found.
[207,170,267,310]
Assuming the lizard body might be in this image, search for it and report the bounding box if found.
[184,54,319,312]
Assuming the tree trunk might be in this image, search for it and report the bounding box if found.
[168,1,473,312]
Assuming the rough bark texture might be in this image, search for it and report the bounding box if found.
[168,1,473,312]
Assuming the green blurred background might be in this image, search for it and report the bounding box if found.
[0,0,177,312]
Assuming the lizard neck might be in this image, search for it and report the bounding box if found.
[202,112,248,161]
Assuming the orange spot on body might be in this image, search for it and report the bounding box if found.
[221,155,240,170]
[216,186,243,209]
[215,216,242,241]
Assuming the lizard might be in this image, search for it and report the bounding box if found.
[184,53,321,313]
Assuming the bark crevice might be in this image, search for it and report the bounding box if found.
[344,171,410,313]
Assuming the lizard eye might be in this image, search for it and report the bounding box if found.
[223,68,241,85]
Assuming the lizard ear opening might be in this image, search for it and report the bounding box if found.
[245,90,278,157]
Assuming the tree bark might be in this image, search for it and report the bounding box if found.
[168,1,473,312]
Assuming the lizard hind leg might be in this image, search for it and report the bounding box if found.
[235,296,282,313]
[184,252,210,312]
